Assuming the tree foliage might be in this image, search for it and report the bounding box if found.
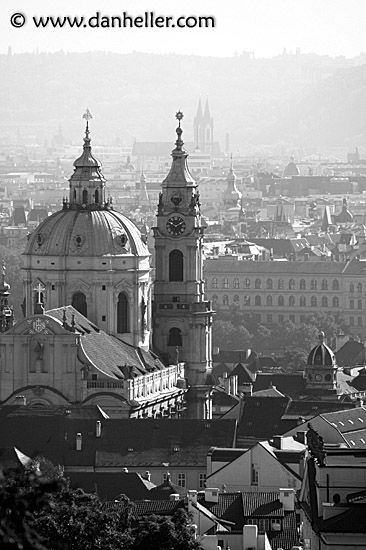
[0,461,200,550]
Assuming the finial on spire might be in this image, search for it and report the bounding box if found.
[174,111,184,150]
[82,108,93,141]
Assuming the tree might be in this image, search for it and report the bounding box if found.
[0,460,201,550]
[131,509,200,550]
[212,319,252,350]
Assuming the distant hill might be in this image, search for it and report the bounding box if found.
[0,50,365,151]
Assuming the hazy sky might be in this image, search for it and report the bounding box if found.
[1,0,365,58]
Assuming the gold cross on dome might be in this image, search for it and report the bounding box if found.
[82,108,93,121]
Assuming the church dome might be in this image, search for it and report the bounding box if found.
[284,157,300,177]
[307,332,336,367]
[24,208,149,258]
[24,110,149,259]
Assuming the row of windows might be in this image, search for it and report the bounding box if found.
[211,277,346,291]
[214,294,343,308]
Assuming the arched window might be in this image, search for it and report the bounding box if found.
[73,188,77,202]
[289,295,295,307]
[357,282,362,293]
[333,296,339,308]
[233,278,240,289]
[82,189,88,204]
[350,283,355,293]
[168,327,182,347]
[169,250,183,282]
[289,279,295,290]
[244,278,250,288]
[266,279,273,290]
[255,278,261,289]
[266,295,273,306]
[311,279,317,291]
[322,296,328,308]
[223,295,229,305]
[212,294,218,304]
[212,277,218,289]
[244,295,250,306]
[311,296,317,307]
[255,295,261,306]
[72,292,87,317]
[117,292,129,333]
[278,279,284,290]
[321,279,328,291]
[223,277,229,289]
[332,280,339,291]
[300,295,306,307]
[278,295,284,306]
[300,279,306,290]
[95,189,99,203]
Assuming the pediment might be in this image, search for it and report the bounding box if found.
[4,314,69,336]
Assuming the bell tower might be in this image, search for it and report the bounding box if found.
[153,112,213,419]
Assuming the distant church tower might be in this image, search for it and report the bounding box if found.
[153,112,213,419]
[193,98,214,154]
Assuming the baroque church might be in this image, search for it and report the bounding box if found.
[0,111,213,419]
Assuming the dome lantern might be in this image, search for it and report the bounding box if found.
[67,109,106,210]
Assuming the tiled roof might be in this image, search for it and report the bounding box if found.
[252,387,286,398]
[342,428,366,448]
[336,340,365,367]
[237,395,290,439]
[46,306,165,380]
[253,373,307,397]
[197,492,245,529]
[268,510,299,550]
[132,499,184,517]
[321,406,366,433]
[205,259,347,275]
[68,471,155,501]
[343,258,366,275]
[282,399,356,419]
[241,492,284,517]
[0,416,236,469]
[148,475,187,500]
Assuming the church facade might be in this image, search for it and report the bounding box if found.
[0,111,212,418]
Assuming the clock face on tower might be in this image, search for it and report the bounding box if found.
[166,216,186,236]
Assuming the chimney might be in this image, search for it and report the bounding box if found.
[188,489,198,505]
[204,488,219,503]
[96,420,101,437]
[169,493,180,501]
[272,435,283,450]
[76,433,82,451]
[279,488,295,511]
[145,471,151,481]
[243,524,258,549]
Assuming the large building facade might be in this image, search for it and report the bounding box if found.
[205,256,366,337]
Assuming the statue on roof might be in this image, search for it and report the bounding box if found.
[307,423,326,466]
